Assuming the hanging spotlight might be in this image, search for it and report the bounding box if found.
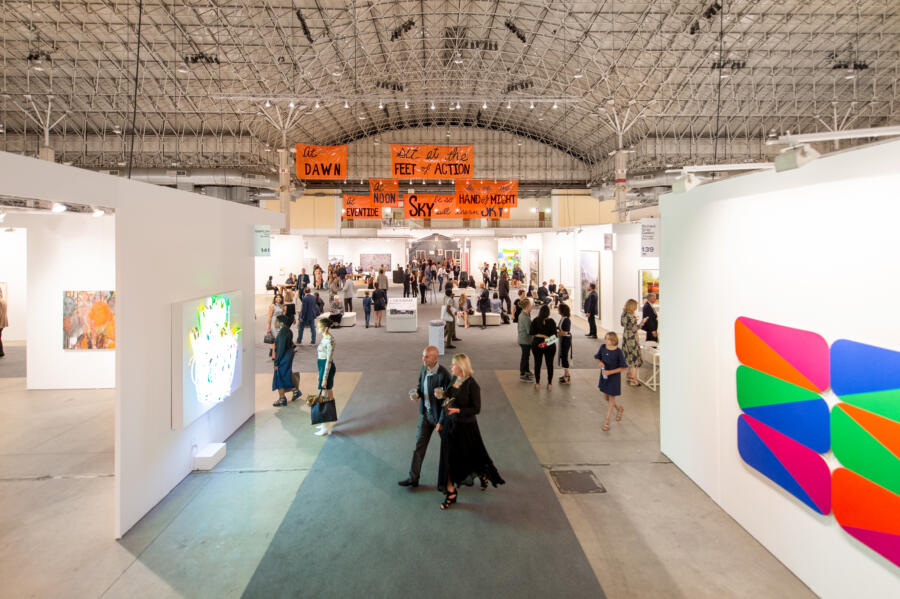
[449,103,455,111]
[482,101,487,109]
[92,208,105,218]
[574,70,584,79]
[552,102,559,109]
[404,101,409,109]
[378,101,384,109]
[51,202,67,213]
[529,101,534,109]
[430,102,436,110]
[264,99,271,107]
[506,101,511,109]
[289,100,295,108]
[344,100,349,108]
[315,100,320,109]
[456,101,461,110]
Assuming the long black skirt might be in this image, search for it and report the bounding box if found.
[442,420,505,488]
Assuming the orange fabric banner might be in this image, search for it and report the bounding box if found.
[454,179,518,218]
[390,145,474,179]
[368,179,401,207]
[296,144,348,180]
[342,194,382,219]
[403,193,458,219]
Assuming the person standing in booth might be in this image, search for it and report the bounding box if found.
[583,283,599,339]
[498,271,511,314]
[342,276,355,313]
[477,283,491,329]
[641,293,659,344]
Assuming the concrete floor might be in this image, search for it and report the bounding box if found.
[0,292,815,598]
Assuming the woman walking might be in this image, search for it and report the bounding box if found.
[621,299,643,386]
[372,282,387,327]
[437,354,505,510]
[271,314,301,407]
[517,299,533,382]
[530,304,558,390]
[314,318,338,436]
[498,271,511,314]
[595,332,627,431]
[557,303,573,385]
[267,293,285,338]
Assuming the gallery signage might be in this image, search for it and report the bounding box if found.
[640,217,660,257]
[342,194,382,219]
[403,193,457,219]
[295,144,348,179]
[368,179,401,207]
[390,144,474,179]
[253,225,270,257]
[454,179,517,218]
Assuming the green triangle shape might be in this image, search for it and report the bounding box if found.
[736,365,822,409]
[838,389,900,423]
[832,405,900,496]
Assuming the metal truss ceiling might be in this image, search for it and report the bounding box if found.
[1,1,898,174]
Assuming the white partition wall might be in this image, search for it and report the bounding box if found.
[254,234,305,293]
[0,151,282,537]
[327,237,406,271]
[659,139,900,598]
[0,228,27,341]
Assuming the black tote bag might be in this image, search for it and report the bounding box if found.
[311,399,338,425]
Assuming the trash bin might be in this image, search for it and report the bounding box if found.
[429,320,446,355]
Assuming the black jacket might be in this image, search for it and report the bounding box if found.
[417,364,452,424]
[444,377,481,424]
[498,278,510,297]
[477,288,491,312]
[583,291,598,316]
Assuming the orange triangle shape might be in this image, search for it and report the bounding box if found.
[735,321,817,391]
[841,403,900,460]
[833,468,900,536]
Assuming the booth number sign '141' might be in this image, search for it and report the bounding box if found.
[640,218,660,257]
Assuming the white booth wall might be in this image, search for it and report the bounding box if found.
[254,234,305,293]
[611,223,660,334]
[469,238,496,274]
[659,139,900,597]
[0,227,28,341]
[0,151,282,537]
[304,236,328,271]
[327,237,406,272]
[5,213,117,389]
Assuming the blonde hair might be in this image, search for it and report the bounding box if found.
[284,289,294,302]
[452,353,474,378]
[605,331,619,346]
[623,299,638,314]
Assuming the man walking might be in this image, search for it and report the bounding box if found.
[583,282,599,338]
[298,287,320,344]
[441,289,458,349]
[399,346,452,489]
[641,293,659,344]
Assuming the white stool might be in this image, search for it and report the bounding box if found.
[340,312,357,327]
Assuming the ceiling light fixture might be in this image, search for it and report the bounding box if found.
[289,100,295,108]
[332,71,342,76]
[344,100,349,108]
[552,102,558,109]
[430,102,436,110]
[482,101,487,109]
[506,101,511,109]
[404,101,409,109]
[456,101,461,110]
[177,62,189,74]
[92,208,105,218]
[574,70,583,79]
[264,99,271,107]
[51,202,67,213]
[529,101,534,109]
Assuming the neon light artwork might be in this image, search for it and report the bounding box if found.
[189,295,241,405]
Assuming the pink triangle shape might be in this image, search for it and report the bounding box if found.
[744,415,831,514]
[842,525,900,568]
[737,317,830,392]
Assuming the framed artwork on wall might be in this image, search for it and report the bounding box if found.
[578,251,600,318]
[640,269,660,300]
[360,253,392,273]
[498,249,521,269]
[527,249,540,284]
[171,291,243,429]
[62,290,116,350]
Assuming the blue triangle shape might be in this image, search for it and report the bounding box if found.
[737,415,822,514]
[742,399,830,453]
[832,339,900,396]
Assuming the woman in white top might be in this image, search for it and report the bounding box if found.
[314,318,338,436]
[267,293,285,336]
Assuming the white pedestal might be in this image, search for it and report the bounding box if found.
[193,442,226,471]
[386,297,418,332]
[429,320,446,355]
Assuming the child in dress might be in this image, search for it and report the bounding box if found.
[594,332,627,431]
[362,291,373,328]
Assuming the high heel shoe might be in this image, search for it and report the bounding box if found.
[480,475,488,492]
[440,491,458,510]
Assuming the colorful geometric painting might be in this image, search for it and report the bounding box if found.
[578,251,599,318]
[359,253,392,273]
[734,319,900,569]
[63,290,116,350]
[830,339,900,567]
[498,249,520,269]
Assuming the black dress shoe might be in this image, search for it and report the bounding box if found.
[398,478,419,487]
[446,344,457,349]
[452,337,461,341]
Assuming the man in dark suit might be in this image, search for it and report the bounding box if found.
[298,288,320,344]
[583,282,599,338]
[297,268,310,296]
[399,346,452,488]
[641,293,659,344]
[402,268,412,298]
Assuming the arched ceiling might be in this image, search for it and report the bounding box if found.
[1,1,898,174]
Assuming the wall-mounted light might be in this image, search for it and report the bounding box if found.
[51,202,67,213]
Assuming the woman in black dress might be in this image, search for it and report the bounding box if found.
[437,354,505,510]
[530,304,558,390]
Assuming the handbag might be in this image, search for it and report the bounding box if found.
[311,398,337,425]
[263,331,275,344]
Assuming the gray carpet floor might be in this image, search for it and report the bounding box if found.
[241,294,605,598]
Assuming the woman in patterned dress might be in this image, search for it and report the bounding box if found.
[621,299,643,387]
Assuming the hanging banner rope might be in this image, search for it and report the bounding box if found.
[454,179,518,218]
[296,144,348,179]
[368,179,401,207]
[342,194,382,219]
[403,193,458,219]
[390,144,474,179]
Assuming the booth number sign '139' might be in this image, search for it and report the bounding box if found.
[640,218,660,257]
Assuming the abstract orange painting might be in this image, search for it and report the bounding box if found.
[63,290,116,350]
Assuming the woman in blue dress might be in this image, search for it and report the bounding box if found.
[271,314,301,407]
[594,331,627,431]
